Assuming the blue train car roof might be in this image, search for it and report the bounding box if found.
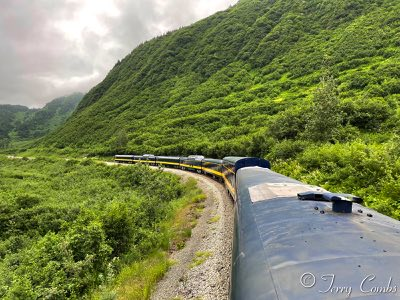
[232,167,400,299]
[223,156,271,170]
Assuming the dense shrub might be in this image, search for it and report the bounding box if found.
[274,140,400,219]
[270,139,308,160]
[341,97,393,130]
[268,106,307,140]
[0,157,185,299]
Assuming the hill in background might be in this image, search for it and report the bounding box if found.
[39,0,400,218]
[43,0,400,155]
[0,92,83,148]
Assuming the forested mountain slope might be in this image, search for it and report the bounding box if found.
[0,105,29,147]
[0,93,83,147]
[45,0,399,154]
[42,0,400,217]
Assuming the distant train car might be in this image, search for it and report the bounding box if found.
[140,154,156,165]
[181,155,204,172]
[155,156,182,168]
[222,157,271,200]
[114,155,143,164]
[202,158,223,180]
[231,166,400,299]
[132,155,142,162]
[115,154,143,163]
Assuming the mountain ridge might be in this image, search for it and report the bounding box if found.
[43,0,399,156]
[0,92,83,147]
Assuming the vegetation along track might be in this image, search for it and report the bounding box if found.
[106,162,234,299]
[150,168,233,300]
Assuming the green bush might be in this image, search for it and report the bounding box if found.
[341,97,393,130]
[0,158,186,299]
[275,141,400,219]
[15,194,41,209]
[102,201,134,257]
[270,139,308,160]
[268,106,307,140]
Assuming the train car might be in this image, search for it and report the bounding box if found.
[140,154,156,165]
[222,157,271,200]
[231,166,400,300]
[155,156,181,168]
[114,154,142,163]
[132,155,142,162]
[202,158,223,180]
[181,155,204,172]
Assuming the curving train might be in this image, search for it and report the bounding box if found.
[115,154,400,300]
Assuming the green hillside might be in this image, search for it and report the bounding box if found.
[0,105,29,148]
[0,93,83,147]
[42,0,400,217]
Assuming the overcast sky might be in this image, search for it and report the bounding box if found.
[0,0,238,108]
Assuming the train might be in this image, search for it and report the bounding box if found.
[114,154,270,200]
[115,154,400,299]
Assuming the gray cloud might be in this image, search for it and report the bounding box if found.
[0,0,238,108]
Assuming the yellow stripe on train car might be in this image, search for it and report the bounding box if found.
[222,174,236,199]
[156,161,181,167]
[223,166,235,175]
[180,163,202,170]
[115,159,141,163]
[202,167,223,177]
[115,158,135,162]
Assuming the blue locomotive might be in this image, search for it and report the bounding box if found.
[115,154,400,299]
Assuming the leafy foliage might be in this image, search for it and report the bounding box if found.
[274,139,400,219]
[0,157,185,299]
[304,75,342,142]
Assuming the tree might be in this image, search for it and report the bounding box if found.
[111,130,129,153]
[304,75,342,142]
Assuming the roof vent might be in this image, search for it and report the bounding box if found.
[298,192,363,213]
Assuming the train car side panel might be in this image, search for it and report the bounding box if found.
[202,158,223,178]
[181,157,203,172]
[156,156,181,168]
